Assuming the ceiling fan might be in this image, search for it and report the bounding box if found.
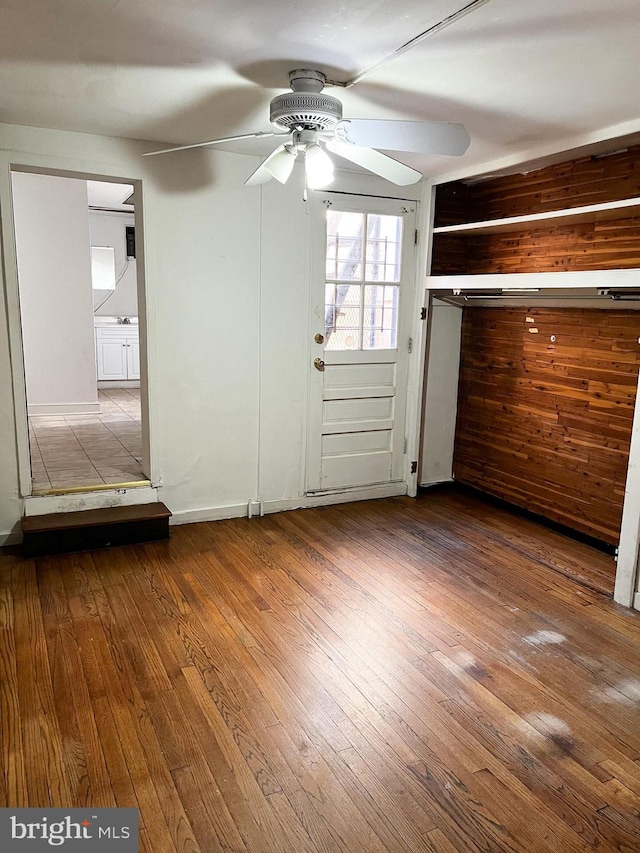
[143,69,470,188]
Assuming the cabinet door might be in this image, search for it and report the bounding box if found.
[126,338,140,379]
[96,337,128,380]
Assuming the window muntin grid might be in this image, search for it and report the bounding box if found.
[325,211,403,350]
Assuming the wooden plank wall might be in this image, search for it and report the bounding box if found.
[461,217,640,274]
[432,144,640,275]
[453,307,640,545]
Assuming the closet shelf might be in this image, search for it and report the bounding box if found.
[427,268,640,290]
[432,196,640,236]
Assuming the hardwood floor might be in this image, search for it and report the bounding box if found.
[1,489,639,852]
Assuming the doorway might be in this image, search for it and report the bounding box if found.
[306,193,417,493]
[11,169,150,495]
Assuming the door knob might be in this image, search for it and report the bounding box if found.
[314,333,325,344]
[314,358,325,372]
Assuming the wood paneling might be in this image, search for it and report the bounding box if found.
[433,180,478,227]
[432,144,640,275]
[3,490,640,852]
[454,307,640,545]
[466,217,640,273]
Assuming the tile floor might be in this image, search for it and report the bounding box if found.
[28,388,146,492]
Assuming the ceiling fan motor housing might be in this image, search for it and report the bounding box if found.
[270,69,343,131]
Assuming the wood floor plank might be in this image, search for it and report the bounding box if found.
[171,666,294,853]
[265,719,392,853]
[2,488,640,851]
[12,569,71,807]
[0,587,27,807]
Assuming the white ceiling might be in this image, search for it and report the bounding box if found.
[2,0,640,179]
[86,180,134,210]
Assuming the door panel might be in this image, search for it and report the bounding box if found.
[127,339,140,379]
[320,452,393,490]
[307,194,416,493]
[323,395,394,426]
[322,430,392,455]
[323,362,395,397]
[97,338,128,380]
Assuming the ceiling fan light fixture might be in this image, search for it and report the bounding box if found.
[147,68,470,189]
[244,143,298,186]
[305,143,334,189]
[264,145,298,184]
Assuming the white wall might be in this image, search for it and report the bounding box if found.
[147,150,261,516]
[258,166,310,503]
[90,209,138,317]
[419,300,462,486]
[0,122,423,541]
[0,125,264,538]
[11,171,98,416]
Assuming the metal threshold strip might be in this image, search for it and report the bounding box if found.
[32,480,151,497]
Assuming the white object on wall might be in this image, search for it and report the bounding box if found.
[11,171,99,416]
[91,246,116,289]
[90,209,138,316]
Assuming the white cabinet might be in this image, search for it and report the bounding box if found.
[95,324,140,381]
[126,335,140,379]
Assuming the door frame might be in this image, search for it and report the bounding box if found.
[305,190,418,495]
[1,164,153,499]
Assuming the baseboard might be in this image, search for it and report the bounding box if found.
[419,477,454,488]
[170,482,408,526]
[633,592,640,612]
[28,401,101,416]
[97,380,140,389]
[169,503,249,525]
[0,530,22,547]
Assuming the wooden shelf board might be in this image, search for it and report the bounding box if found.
[427,269,640,290]
[432,197,640,236]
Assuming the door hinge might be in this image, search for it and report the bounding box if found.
[414,228,418,245]
[408,337,413,353]
[410,461,418,474]
[420,306,427,320]
[403,438,408,454]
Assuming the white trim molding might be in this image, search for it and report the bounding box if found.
[28,401,101,416]
[170,482,408,526]
[23,485,159,517]
[614,382,640,608]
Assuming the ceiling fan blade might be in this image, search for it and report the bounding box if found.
[334,119,470,156]
[143,131,283,157]
[244,144,297,186]
[326,139,422,186]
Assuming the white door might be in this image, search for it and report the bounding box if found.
[307,194,417,493]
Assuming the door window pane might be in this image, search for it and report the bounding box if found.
[326,211,364,281]
[325,283,361,350]
[325,209,404,350]
[363,285,399,349]
[365,215,403,282]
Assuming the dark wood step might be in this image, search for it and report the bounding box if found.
[21,502,171,557]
